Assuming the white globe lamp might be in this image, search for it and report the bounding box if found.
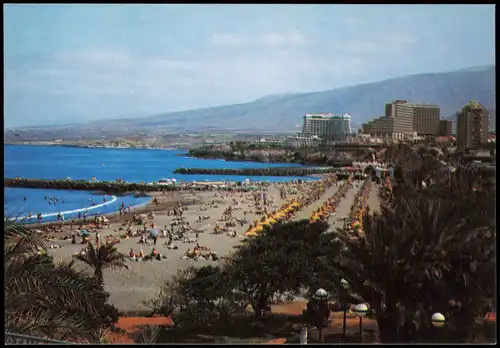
[314,288,328,300]
[431,312,446,328]
[354,303,369,317]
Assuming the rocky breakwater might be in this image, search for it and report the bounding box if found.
[4,177,260,194]
[174,167,366,179]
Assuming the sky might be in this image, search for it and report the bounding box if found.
[4,4,495,128]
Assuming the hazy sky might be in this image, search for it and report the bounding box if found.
[4,4,495,128]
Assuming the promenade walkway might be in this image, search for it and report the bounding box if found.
[366,182,381,214]
[292,183,341,222]
[326,186,358,233]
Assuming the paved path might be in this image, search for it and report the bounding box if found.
[366,182,381,215]
[292,182,342,222]
[326,185,359,233]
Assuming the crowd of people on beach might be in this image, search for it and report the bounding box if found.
[345,179,372,236]
[309,176,352,223]
[244,175,339,236]
[35,176,373,268]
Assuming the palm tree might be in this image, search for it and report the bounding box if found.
[331,164,495,343]
[73,241,127,286]
[4,218,120,343]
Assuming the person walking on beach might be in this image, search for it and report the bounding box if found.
[153,235,157,246]
[57,212,61,222]
[168,230,173,245]
[78,211,81,220]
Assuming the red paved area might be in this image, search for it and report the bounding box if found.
[106,316,173,343]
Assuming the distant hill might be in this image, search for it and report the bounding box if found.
[10,65,495,135]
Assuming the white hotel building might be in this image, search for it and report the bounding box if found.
[302,113,352,141]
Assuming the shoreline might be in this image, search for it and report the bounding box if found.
[42,182,281,311]
[4,142,187,151]
[29,176,378,312]
[38,177,347,311]
[21,190,197,229]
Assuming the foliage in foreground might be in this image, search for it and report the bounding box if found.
[227,220,339,318]
[4,219,120,343]
[148,146,495,342]
[73,240,128,286]
[333,151,496,342]
[147,220,340,328]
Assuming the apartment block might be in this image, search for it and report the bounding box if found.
[413,105,440,136]
[456,101,489,151]
[362,100,441,138]
[438,119,453,136]
[302,113,352,141]
[386,100,414,134]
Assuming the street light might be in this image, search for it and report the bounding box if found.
[354,303,369,342]
[431,312,446,343]
[431,312,446,328]
[340,279,349,338]
[309,288,329,343]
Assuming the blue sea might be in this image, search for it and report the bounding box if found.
[4,145,316,222]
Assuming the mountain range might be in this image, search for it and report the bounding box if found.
[11,65,496,135]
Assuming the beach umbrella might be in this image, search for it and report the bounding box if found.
[171,178,177,182]
[150,229,159,237]
[92,177,97,181]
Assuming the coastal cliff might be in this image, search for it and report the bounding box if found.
[187,146,358,166]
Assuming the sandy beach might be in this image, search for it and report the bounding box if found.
[45,182,309,311]
[45,178,379,312]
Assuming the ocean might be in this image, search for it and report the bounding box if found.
[4,145,315,222]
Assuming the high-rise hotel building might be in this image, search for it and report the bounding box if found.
[302,113,352,141]
[456,101,489,151]
[362,100,441,138]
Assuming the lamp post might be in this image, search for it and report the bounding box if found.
[431,312,446,328]
[431,312,446,342]
[299,324,308,345]
[311,288,329,343]
[354,303,368,342]
[340,278,349,338]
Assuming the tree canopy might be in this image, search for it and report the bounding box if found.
[4,219,119,343]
